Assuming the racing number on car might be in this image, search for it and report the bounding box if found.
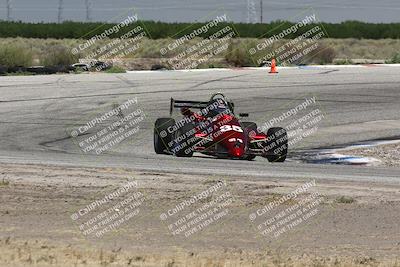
[220,125,243,133]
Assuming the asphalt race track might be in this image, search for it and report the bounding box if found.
[1,66,399,182]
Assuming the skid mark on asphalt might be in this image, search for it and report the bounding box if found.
[189,73,249,89]
[1,79,399,104]
[4,87,391,105]
[39,132,91,147]
[319,69,339,74]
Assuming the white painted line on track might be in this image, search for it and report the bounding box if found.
[126,64,400,74]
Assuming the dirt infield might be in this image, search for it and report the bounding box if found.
[1,163,400,266]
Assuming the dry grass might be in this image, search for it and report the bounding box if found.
[386,52,400,63]
[0,43,33,67]
[336,196,355,204]
[41,45,78,66]
[0,37,399,70]
[0,238,399,267]
[0,178,10,186]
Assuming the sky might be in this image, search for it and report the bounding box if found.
[0,0,400,23]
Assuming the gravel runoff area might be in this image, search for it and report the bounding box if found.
[1,163,400,267]
[345,142,400,167]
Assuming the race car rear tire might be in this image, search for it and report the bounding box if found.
[174,123,196,157]
[154,118,175,154]
[264,127,288,162]
[242,122,257,160]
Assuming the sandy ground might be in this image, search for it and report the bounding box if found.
[1,163,400,266]
[347,143,400,167]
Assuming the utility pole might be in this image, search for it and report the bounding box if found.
[247,0,257,23]
[260,0,263,23]
[6,0,12,21]
[85,0,92,22]
[58,0,63,23]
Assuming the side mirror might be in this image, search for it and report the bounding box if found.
[239,113,249,117]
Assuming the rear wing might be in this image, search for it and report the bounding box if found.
[170,98,235,116]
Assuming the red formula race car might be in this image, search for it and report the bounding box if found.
[153,93,288,162]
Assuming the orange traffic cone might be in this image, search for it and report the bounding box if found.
[269,59,278,74]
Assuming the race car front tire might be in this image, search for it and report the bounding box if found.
[154,118,175,154]
[264,127,288,162]
[174,123,196,157]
